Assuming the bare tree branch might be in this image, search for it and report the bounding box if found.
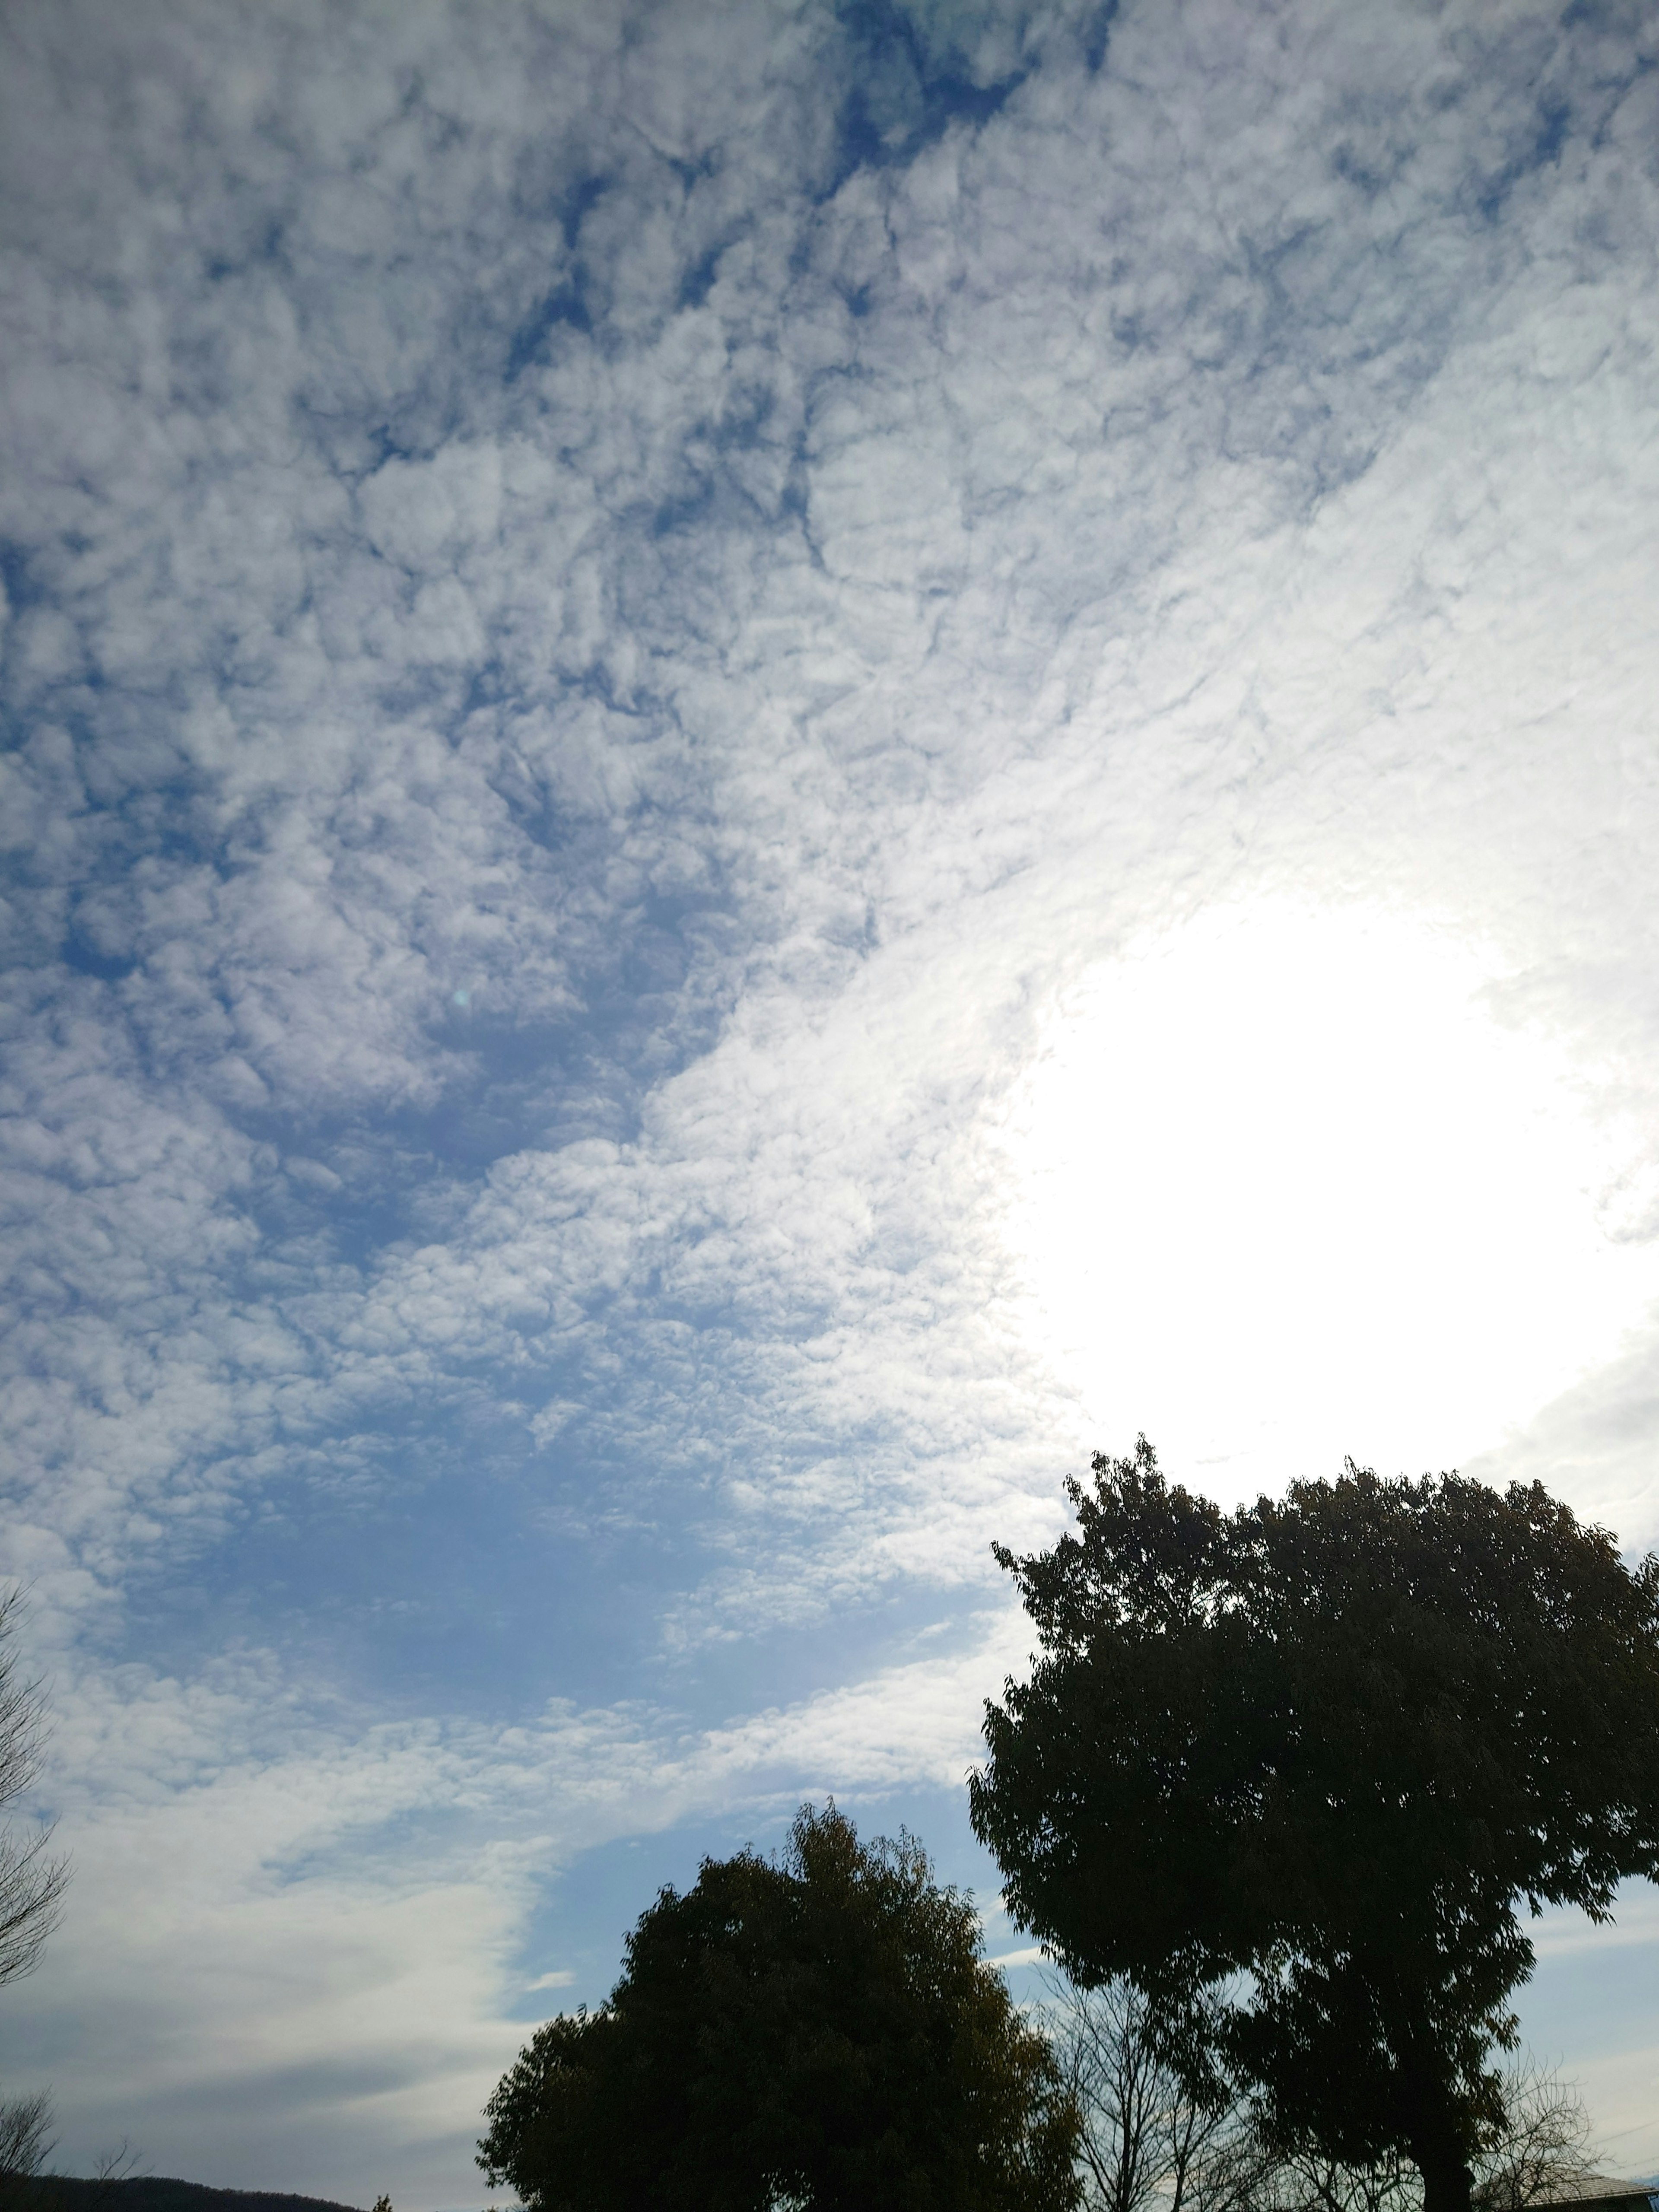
[0,2090,53,2180]
[1472,2060,1599,2212]
[1046,1971,1266,2212]
[1046,1967,1605,2212]
[0,1589,70,1988]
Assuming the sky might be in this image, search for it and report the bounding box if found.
[2,0,1659,2200]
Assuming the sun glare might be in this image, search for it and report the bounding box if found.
[998,906,1657,1499]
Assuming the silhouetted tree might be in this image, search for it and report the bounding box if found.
[1046,1972,1263,2212]
[970,1443,1659,2212]
[0,2088,53,2204]
[479,1802,1081,2211]
[1469,2060,1599,2212]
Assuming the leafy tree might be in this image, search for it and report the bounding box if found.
[479,1802,1081,2212]
[969,1443,1659,2212]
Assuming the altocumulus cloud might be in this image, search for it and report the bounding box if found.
[4,0,1659,2198]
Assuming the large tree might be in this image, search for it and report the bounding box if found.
[969,1442,1659,2212]
[479,1802,1080,2212]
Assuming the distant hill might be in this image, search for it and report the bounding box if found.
[31,2180,365,2212]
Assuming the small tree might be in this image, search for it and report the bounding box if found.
[0,2088,53,2185]
[1048,1973,1265,2212]
[1470,2061,1598,2212]
[480,1803,1081,2211]
[970,1444,1659,2212]
[1053,1972,1177,2212]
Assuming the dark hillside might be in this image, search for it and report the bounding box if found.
[32,2180,365,2212]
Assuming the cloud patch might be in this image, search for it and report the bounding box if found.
[3,0,1659,2194]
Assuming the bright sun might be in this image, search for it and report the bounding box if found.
[997,903,1657,1500]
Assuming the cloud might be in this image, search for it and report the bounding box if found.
[3,0,1659,2194]
[12,1603,1028,2194]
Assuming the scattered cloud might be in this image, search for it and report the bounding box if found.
[3,0,1659,2194]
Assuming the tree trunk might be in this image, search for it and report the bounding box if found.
[1393,1996,1475,2212]
[1417,2146,1475,2212]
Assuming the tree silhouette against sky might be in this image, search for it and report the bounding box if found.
[970,1442,1659,2212]
[480,1802,1080,2212]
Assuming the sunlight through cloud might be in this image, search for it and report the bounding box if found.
[998,905,1659,1499]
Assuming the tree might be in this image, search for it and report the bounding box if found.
[1234,2055,1600,2212]
[479,1802,1081,2212]
[0,1589,70,2212]
[0,2088,54,2202]
[969,1443,1659,2212]
[1046,1972,1262,2212]
[1468,2060,1598,2212]
[1050,1968,1600,2212]
[0,1589,70,1988]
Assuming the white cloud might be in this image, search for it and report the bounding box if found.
[3,0,1659,2194]
[13,1608,1027,2195]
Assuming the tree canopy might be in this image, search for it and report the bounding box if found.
[479,1802,1081,2212]
[969,1441,1659,2212]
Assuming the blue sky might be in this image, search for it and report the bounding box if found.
[3,0,1659,2200]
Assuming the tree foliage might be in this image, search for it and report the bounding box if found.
[969,1443,1659,2212]
[479,1803,1081,2212]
